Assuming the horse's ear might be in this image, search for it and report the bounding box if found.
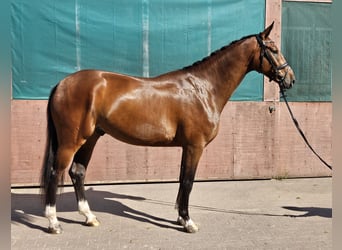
[260,21,274,39]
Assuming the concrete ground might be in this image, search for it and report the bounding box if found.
[11,178,331,250]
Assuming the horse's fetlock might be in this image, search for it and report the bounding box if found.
[178,209,189,220]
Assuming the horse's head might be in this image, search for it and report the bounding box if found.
[253,22,296,89]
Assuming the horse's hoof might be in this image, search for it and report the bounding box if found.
[185,222,199,233]
[47,225,63,234]
[177,216,199,233]
[85,218,100,227]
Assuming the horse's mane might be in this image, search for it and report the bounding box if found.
[183,34,256,70]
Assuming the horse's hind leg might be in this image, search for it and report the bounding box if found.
[45,146,76,234]
[44,171,60,234]
[69,130,102,227]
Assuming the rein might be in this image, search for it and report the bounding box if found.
[279,86,332,170]
[255,34,332,171]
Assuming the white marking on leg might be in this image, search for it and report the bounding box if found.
[185,218,195,228]
[45,205,62,233]
[45,205,58,226]
[185,218,199,233]
[78,200,99,226]
[177,216,199,233]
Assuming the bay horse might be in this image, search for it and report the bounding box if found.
[41,22,295,234]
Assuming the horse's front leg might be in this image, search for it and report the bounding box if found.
[176,145,203,233]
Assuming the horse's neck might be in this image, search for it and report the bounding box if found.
[186,38,256,112]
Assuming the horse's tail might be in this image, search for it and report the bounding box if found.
[40,85,59,198]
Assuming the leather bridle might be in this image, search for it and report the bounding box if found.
[255,34,290,88]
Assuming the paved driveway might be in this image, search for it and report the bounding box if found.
[11,178,331,249]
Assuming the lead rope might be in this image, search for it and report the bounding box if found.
[279,86,332,170]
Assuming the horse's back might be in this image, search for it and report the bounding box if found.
[51,69,182,146]
[53,69,143,109]
[50,69,219,147]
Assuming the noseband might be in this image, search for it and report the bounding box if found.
[255,34,289,87]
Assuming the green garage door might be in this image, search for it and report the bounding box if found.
[282,1,332,102]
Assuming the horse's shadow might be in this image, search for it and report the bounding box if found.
[11,187,332,233]
[282,206,332,218]
[11,187,182,233]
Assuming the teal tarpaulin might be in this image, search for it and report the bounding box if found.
[11,0,265,100]
[282,2,332,102]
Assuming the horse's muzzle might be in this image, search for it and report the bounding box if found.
[281,66,296,89]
